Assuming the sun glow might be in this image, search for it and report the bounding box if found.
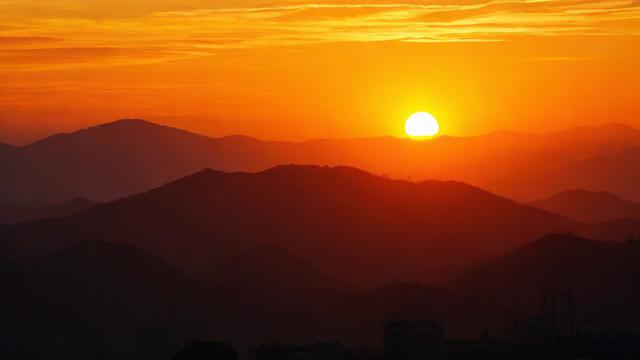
[405,112,440,138]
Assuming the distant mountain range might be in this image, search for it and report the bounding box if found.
[2,119,640,358]
[2,119,640,206]
[0,119,285,206]
[0,197,96,224]
[2,165,639,289]
[530,189,640,223]
[491,145,640,202]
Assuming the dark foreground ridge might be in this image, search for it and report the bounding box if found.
[0,166,639,358]
[2,234,639,359]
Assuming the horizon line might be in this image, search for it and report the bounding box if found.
[3,117,637,148]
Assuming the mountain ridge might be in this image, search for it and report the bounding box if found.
[530,189,640,223]
[450,233,640,328]
[15,119,638,148]
[3,119,640,207]
[496,145,640,202]
[0,197,97,224]
[2,164,637,289]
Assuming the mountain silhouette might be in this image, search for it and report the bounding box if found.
[491,145,640,202]
[450,234,640,329]
[0,240,516,355]
[210,243,350,301]
[504,123,640,159]
[3,235,639,357]
[0,119,302,206]
[3,241,207,359]
[1,165,638,289]
[530,189,640,223]
[0,197,96,224]
[3,119,640,207]
[0,142,14,153]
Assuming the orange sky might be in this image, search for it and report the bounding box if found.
[1,0,639,144]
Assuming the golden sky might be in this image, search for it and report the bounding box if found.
[1,0,639,144]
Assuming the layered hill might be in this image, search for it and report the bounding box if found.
[0,119,296,206]
[3,241,207,359]
[1,165,637,289]
[530,189,640,223]
[0,240,518,357]
[209,243,349,303]
[3,119,640,206]
[450,234,640,329]
[0,142,13,152]
[490,145,640,202]
[0,197,96,224]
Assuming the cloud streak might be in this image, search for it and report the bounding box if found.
[0,0,638,70]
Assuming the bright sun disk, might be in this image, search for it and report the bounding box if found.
[405,112,439,137]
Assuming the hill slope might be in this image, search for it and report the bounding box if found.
[209,244,349,301]
[491,146,640,202]
[3,119,640,206]
[0,142,13,151]
[3,241,208,359]
[450,234,640,329]
[0,197,96,224]
[0,119,299,206]
[2,165,636,288]
[530,189,640,223]
[0,241,519,357]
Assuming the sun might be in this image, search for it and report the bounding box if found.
[405,112,439,138]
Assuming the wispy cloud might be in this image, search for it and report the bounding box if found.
[0,0,638,70]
